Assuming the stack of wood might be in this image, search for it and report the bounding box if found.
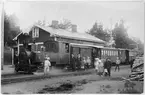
[129,57,144,81]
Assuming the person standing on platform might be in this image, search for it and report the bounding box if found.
[86,56,91,69]
[76,54,82,70]
[82,57,86,70]
[94,58,100,75]
[70,54,76,71]
[115,57,121,72]
[104,58,112,77]
[98,59,104,76]
[44,56,51,75]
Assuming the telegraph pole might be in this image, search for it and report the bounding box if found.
[110,17,113,48]
[1,1,4,70]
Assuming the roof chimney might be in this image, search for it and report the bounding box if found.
[71,24,77,32]
[52,20,59,28]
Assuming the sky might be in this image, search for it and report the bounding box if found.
[4,1,144,42]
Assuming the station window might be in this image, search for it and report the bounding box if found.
[32,27,39,38]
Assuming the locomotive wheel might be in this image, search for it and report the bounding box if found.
[15,67,19,73]
[27,70,33,74]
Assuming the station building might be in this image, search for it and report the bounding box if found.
[13,21,106,66]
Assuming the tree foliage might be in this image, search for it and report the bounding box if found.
[50,19,72,30]
[87,21,111,42]
[4,13,20,46]
[112,19,137,49]
[36,19,72,30]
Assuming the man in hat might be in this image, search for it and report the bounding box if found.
[104,58,112,77]
[44,55,51,75]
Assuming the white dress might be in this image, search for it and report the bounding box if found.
[94,61,100,70]
[44,60,51,73]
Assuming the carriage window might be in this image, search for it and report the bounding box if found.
[107,50,109,56]
[106,51,108,55]
[44,41,59,53]
[65,43,69,53]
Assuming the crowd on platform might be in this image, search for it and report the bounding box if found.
[69,53,123,77]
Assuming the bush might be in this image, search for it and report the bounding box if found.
[4,48,12,65]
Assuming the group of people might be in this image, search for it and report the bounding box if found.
[94,57,121,77]
[70,54,91,71]
[43,54,121,76]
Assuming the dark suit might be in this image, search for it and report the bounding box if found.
[104,60,112,76]
[76,57,82,69]
[70,57,76,71]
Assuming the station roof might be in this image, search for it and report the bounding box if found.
[13,24,106,44]
[34,25,106,44]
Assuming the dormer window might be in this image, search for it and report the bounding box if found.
[32,27,39,38]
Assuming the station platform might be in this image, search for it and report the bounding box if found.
[1,65,15,76]
[1,65,130,76]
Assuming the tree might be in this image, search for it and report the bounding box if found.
[87,21,111,42]
[49,19,72,30]
[4,13,20,46]
[35,20,46,26]
[112,19,136,49]
[35,19,72,30]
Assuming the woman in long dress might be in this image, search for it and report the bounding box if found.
[94,58,100,74]
[98,59,104,76]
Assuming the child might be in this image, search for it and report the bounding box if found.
[44,56,51,75]
[94,58,100,75]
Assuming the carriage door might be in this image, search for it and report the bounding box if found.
[92,47,101,63]
[71,46,80,58]
[125,50,129,63]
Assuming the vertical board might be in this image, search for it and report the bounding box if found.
[72,47,80,58]
[80,48,92,59]
[59,42,69,64]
